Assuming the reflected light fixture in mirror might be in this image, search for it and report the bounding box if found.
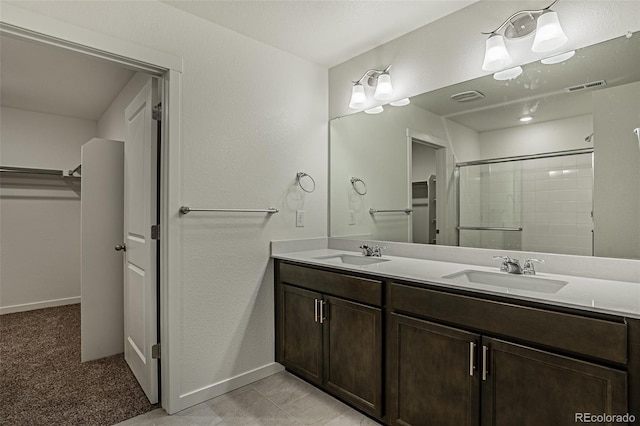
[348,65,393,109]
[390,98,411,106]
[541,50,575,64]
[493,66,523,81]
[481,0,568,72]
[365,105,384,114]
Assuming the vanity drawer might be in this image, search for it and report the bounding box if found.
[389,282,628,364]
[278,262,382,306]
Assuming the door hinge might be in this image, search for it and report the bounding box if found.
[152,344,161,359]
[152,103,162,121]
[151,224,160,240]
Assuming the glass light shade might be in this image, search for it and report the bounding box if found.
[482,34,512,72]
[390,98,411,106]
[540,50,575,64]
[364,106,384,114]
[493,66,523,81]
[532,11,568,53]
[373,72,393,100]
[519,116,533,122]
[348,83,367,109]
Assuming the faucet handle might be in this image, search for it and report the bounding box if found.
[523,258,544,275]
[359,244,370,256]
[492,255,510,271]
[371,245,387,257]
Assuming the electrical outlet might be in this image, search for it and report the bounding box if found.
[348,210,356,225]
[296,210,305,227]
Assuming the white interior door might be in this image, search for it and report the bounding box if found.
[123,77,158,403]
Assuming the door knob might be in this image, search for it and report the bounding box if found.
[115,243,127,252]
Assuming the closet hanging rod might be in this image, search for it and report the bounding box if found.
[369,208,413,214]
[180,206,279,215]
[0,165,67,176]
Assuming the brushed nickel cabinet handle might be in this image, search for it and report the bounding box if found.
[314,299,318,323]
[319,300,326,324]
[482,345,488,381]
[469,342,476,376]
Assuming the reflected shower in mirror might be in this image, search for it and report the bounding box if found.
[329,33,640,259]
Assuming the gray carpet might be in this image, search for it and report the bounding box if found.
[0,304,158,426]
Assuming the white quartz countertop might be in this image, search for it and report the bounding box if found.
[273,248,640,319]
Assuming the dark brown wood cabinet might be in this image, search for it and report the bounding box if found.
[279,284,323,386]
[482,337,627,426]
[275,260,637,425]
[388,313,480,426]
[276,262,383,418]
[387,281,630,426]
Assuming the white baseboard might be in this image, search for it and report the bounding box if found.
[0,296,81,315]
[176,362,285,412]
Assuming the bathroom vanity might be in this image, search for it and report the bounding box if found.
[273,249,640,426]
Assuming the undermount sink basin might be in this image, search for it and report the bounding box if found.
[442,270,568,294]
[314,254,390,266]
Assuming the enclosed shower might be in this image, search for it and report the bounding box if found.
[457,149,594,256]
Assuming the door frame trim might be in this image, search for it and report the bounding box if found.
[0,4,183,414]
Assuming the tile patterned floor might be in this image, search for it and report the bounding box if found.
[115,371,382,425]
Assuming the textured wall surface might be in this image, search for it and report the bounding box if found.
[5,0,328,407]
[0,107,96,310]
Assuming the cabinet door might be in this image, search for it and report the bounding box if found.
[324,296,382,418]
[481,337,628,426]
[278,284,323,386]
[388,313,481,426]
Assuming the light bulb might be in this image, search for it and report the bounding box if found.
[373,72,393,101]
[532,11,568,53]
[482,34,513,72]
[349,83,367,109]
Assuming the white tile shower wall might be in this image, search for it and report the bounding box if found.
[521,153,593,256]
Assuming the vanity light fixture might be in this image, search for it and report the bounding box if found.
[348,65,393,109]
[481,0,568,72]
[390,98,411,106]
[541,50,575,64]
[364,106,384,114]
[493,66,523,81]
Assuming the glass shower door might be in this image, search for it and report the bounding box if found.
[458,161,523,250]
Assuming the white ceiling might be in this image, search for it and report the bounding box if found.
[160,0,479,68]
[0,35,135,121]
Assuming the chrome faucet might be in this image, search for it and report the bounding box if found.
[359,244,386,257]
[492,255,523,274]
[523,258,544,275]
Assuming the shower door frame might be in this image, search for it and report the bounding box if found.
[455,147,594,250]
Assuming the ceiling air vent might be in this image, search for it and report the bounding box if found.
[565,80,607,93]
[451,90,485,102]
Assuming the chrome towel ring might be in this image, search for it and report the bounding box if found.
[296,172,316,193]
[350,177,367,195]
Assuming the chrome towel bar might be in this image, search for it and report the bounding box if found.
[369,208,413,214]
[180,206,279,215]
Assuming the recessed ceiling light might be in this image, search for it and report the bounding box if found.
[390,98,410,106]
[541,50,575,64]
[519,116,533,122]
[493,66,523,81]
[364,106,384,114]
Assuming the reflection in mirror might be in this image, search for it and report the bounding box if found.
[329,33,640,259]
